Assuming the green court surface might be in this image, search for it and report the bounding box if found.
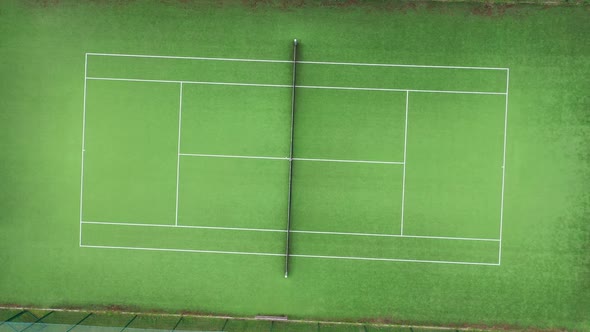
[0,1,588,331]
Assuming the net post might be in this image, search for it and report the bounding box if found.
[285,38,298,278]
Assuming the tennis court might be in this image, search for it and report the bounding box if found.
[79,50,509,271]
[2,1,588,330]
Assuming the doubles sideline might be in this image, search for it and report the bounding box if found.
[86,52,509,71]
[80,244,500,266]
[86,76,507,95]
[81,221,500,242]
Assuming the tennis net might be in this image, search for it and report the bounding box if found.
[285,38,298,278]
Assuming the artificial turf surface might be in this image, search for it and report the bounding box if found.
[0,0,589,330]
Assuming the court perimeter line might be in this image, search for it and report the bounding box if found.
[80,244,499,266]
[174,83,183,226]
[86,52,508,70]
[85,77,506,95]
[81,221,500,242]
[400,91,409,235]
[498,68,510,265]
[79,53,88,247]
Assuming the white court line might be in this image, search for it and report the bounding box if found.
[79,53,88,247]
[82,221,285,233]
[291,254,500,266]
[80,244,498,266]
[174,83,183,226]
[299,84,506,95]
[498,69,510,265]
[80,244,284,257]
[85,77,506,95]
[87,77,181,84]
[293,157,403,165]
[81,221,500,242]
[298,60,509,71]
[87,52,292,64]
[87,52,508,70]
[86,77,291,88]
[180,153,404,165]
[289,229,500,242]
[400,91,409,235]
[180,153,288,161]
